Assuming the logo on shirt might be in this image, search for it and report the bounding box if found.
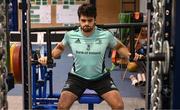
[63,83,70,89]
[111,84,116,89]
[95,39,102,44]
[86,44,90,51]
[75,38,81,43]
[110,81,116,89]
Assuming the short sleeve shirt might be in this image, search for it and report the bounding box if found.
[62,26,117,80]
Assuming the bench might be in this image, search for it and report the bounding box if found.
[39,89,103,110]
[78,89,103,110]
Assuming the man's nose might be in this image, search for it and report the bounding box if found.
[85,21,89,25]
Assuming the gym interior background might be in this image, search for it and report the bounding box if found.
[0,0,180,109]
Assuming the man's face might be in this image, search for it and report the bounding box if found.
[79,15,95,33]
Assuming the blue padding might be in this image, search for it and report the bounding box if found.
[48,93,60,98]
[79,89,103,104]
[50,89,103,104]
[78,94,102,104]
[32,104,57,110]
[34,89,103,110]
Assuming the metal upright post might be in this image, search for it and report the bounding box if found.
[6,0,10,72]
[145,0,152,109]
[161,0,172,109]
[46,30,53,68]
[173,0,180,109]
[129,27,135,61]
[21,0,32,109]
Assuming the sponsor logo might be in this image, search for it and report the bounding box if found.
[95,39,102,44]
[75,38,81,43]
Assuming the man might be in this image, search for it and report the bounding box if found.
[39,3,138,110]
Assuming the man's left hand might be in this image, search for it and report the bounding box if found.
[133,53,144,61]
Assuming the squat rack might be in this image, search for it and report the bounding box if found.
[20,0,150,109]
[14,0,180,109]
[21,2,148,108]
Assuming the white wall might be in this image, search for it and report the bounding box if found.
[140,0,147,14]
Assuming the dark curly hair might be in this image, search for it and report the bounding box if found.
[77,3,96,19]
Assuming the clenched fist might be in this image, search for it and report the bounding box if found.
[38,57,47,65]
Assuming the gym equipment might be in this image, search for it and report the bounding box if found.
[14,18,174,109]
[0,0,9,109]
[78,89,103,110]
[172,0,180,108]
[20,0,32,109]
[137,73,143,85]
[2,0,179,109]
[9,43,22,83]
[10,43,16,73]
[31,50,103,110]
[12,43,21,83]
[141,73,146,85]
[29,23,147,110]
[7,0,18,31]
[119,13,131,43]
[162,41,170,74]
[145,0,173,109]
[127,62,138,72]
[130,75,138,86]
[10,41,103,110]
[18,2,147,108]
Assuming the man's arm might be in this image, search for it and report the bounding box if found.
[52,42,65,59]
[38,42,65,65]
[113,39,140,61]
[113,39,130,58]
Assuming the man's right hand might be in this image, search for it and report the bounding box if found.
[52,42,64,59]
[38,57,47,65]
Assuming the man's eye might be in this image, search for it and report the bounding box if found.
[81,19,93,22]
[88,19,93,22]
[81,20,86,22]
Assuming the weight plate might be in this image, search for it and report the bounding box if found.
[12,43,22,83]
[162,40,170,74]
[10,43,16,74]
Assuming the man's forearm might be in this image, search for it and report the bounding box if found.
[117,47,131,58]
[114,38,130,58]
[114,37,126,49]
[52,42,64,59]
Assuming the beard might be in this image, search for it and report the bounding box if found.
[81,25,94,32]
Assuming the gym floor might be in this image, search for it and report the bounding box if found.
[7,45,145,110]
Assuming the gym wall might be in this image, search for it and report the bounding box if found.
[17,0,139,30]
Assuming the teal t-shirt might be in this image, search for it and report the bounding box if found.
[62,26,117,80]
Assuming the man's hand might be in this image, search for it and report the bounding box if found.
[38,57,47,65]
[118,47,131,58]
[117,47,144,62]
[52,42,64,59]
[133,53,140,61]
[133,53,144,61]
